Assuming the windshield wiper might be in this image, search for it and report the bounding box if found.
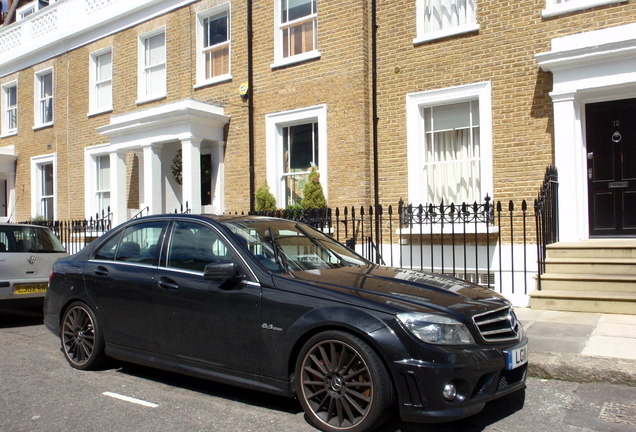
[294,223,345,268]
[268,227,291,273]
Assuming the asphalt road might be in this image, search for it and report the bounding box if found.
[1,307,635,432]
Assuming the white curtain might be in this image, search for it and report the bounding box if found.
[424,103,481,204]
[423,0,475,33]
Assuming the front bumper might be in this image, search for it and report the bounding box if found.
[373,321,528,424]
[393,346,527,423]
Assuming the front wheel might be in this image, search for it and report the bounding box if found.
[60,302,105,370]
[295,331,393,432]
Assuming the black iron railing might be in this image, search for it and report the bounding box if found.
[22,210,112,255]
[534,165,559,290]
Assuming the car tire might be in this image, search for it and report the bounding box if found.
[295,331,394,432]
[60,302,105,370]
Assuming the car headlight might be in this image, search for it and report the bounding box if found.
[397,312,475,345]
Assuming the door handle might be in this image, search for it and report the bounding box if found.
[94,266,109,277]
[158,277,179,290]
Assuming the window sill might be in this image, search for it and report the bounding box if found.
[194,74,232,90]
[87,106,113,118]
[0,130,17,138]
[271,50,321,70]
[135,94,167,105]
[413,24,480,45]
[542,0,627,18]
[33,122,53,131]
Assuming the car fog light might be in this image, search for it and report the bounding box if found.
[442,384,457,401]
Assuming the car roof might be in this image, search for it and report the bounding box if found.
[127,213,286,224]
[0,223,52,229]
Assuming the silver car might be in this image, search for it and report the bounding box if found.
[0,223,67,306]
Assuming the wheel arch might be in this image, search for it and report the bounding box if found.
[285,308,399,395]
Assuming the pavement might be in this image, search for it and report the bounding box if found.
[516,307,636,386]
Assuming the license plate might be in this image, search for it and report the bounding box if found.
[14,283,48,295]
[506,343,528,370]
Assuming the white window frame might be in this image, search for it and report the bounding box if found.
[84,145,114,220]
[195,3,232,88]
[1,81,17,137]
[542,0,628,18]
[34,68,53,129]
[266,104,328,208]
[272,0,320,69]
[414,0,479,45]
[406,82,492,206]
[89,47,113,116]
[137,28,166,104]
[30,153,57,220]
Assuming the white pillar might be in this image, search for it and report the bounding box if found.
[110,151,127,226]
[181,137,202,214]
[142,144,163,215]
[210,142,224,214]
[552,92,587,241]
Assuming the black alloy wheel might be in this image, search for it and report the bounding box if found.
[295,331,393,432]
[61,302,105,370]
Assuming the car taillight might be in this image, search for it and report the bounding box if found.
[49,270,55,285]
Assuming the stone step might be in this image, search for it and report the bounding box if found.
[530,289,636,315]
[546,240,636,259]
[538,273,636,293]
[544,258,636,275]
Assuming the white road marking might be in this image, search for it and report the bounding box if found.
[102,391,158,408]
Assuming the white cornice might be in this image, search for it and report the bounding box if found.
[536,23,636,72]
[97,99,229,146]
[0,0,197,78]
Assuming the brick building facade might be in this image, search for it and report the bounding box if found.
[0,0,635,242]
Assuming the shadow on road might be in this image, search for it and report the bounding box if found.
[115,360,526,432]
[0,306,44,328]
[115,362,304,415]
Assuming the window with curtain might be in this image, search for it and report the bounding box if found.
[2,83,17,134]
[96,155,110,217]
[282,122,318,207]
[203,11,230,80]
[280,0,317,59]
[422,0,476,34]
[139,31,166,100]
[423,101,480,204]
[36,70,53,126]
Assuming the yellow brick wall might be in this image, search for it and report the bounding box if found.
[2,0,636,221]
[375,0,636,207]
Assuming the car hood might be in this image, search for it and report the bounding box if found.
[283,264,509,317]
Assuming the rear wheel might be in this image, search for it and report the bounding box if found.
[295,331,393,432]
[61,302,105,370]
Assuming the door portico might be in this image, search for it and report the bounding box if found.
[537,23,636,240]
[89,99,229,225]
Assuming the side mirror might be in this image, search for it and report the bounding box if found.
[203,262,243,285]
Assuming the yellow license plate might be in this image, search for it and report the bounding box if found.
[14,283,48,295]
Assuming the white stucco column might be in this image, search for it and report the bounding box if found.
[181,137,202,214]
[142,144,163,215]
[110,151,127,226]
[210,142,225,214]
[551,92,587,241]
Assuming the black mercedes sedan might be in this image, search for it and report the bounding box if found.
[44,214,527,432]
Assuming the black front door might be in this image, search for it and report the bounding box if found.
[586,98,636,237]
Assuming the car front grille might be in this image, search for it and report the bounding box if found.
[472,306,521,343]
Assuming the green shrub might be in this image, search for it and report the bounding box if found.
[255,180,277,211]
[301,166,327,209]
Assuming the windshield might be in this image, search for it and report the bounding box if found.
[0,225,66,253]
[222,219,368,273]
